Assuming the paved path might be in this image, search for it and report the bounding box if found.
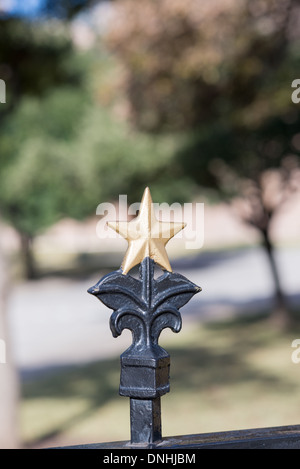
[6,246,300,374]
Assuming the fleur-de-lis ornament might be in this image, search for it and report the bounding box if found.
[88,188,201,446]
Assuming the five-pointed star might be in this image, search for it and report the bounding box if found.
[107,187,186,274]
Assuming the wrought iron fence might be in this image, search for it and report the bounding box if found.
[53,188,300,451]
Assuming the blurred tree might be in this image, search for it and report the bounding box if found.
[0,10,101,449]
[0,15,90,278]
[0,5,119,449]
[174,116,300,324]
[68,103,184,207]
[105,0,300,324]
[0,46,174,278]
[0,85,91,278]
[105,0,299,131]
[0,17,82,114]
[0,15,77,450]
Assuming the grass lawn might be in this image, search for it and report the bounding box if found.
[20,312,300,448]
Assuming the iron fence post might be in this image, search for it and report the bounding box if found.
[88,188,201,446]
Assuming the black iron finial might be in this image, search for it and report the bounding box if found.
[88,188,201,446]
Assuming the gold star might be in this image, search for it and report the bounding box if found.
[107,187,186,274]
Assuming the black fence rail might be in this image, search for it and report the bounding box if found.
[56,425,300,449]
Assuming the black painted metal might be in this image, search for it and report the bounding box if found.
[53,424,300,449]
[88,256,200,445]
[130,398,162,444]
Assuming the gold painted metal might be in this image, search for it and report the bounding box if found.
[107,187,186,274]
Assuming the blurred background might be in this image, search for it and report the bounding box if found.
[0,0,300,449]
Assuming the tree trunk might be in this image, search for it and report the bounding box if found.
[20,233,36,280]
[260,227,291,326]
[0,237,20,448]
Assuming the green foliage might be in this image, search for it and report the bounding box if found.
[0,85,90,235]
[68,104,189,208]
[0,17,82,113]
[0,76,180,238]
[0,15,90,241]
[1,1,300,253]
[0,13,186,246]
